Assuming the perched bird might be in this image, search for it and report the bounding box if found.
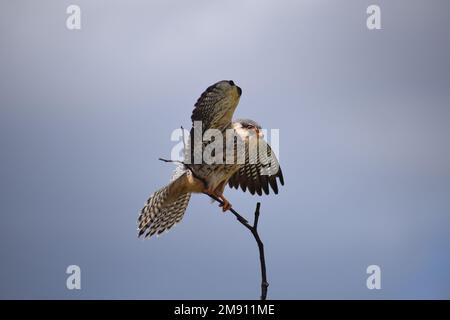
[138,80,284,238]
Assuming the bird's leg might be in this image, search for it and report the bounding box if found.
[217,194,232,212]
[202,187,216,197]
[211,181,232,212]
[202,188,232,212]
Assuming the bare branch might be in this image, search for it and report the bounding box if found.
[158,158,184,164]
[205,194,269,300]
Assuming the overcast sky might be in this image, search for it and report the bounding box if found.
[1,0,449,299]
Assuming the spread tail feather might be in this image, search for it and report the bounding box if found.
[138,180,191,238]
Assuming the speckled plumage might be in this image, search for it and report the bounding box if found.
[138,80,284,238]
[187,80,244,193]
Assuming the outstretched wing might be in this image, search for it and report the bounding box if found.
[228,138,284,195]
[191,80,241,132]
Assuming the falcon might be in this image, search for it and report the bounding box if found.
[138,80,284,237]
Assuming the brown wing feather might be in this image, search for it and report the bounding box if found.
[191,80,240,132]
[228,138,284,195]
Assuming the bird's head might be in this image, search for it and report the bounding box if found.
[232,119,264,139]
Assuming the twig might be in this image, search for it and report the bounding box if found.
[205,195,268,300]
[158,158,184,165]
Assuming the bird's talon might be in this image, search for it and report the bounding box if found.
[221,201,231,212]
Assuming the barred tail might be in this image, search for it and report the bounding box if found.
[138,182,191,238]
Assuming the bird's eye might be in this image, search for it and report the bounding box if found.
[228,80,235,86]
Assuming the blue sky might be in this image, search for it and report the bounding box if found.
[1,0,449,299]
